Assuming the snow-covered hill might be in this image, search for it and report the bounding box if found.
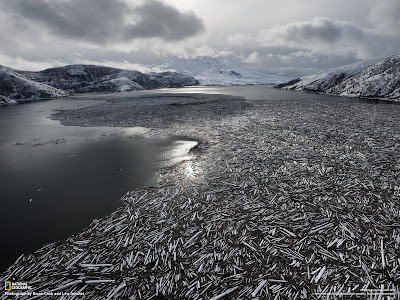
[327,54,400,100]
[160,56,291,85]
[278,54,400,100]
[0,66,69,103]
[277,59,379,92]
[0,64,199,104]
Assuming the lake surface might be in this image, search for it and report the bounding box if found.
[157,85,400,105]
[0,98,198,272]
[0,85,396,272]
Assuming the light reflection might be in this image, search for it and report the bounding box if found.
[161,140,198,167]
[182,160,204,187]
[185,162,195,177]
[120,127,150,136]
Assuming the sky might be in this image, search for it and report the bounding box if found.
[0,0,399,76]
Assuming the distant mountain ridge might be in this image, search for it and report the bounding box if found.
[160,56,292,85]
[277,53,400,100]
[0,64,199,105]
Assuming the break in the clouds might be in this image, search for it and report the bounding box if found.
[0,0,400,76]
[3,0,204,43]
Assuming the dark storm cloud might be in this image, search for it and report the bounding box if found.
[3,0,128,43]
[285,18,343,43]
[124,1,205,41]
[256,17,372,59]
[270,17,364,45]
[2,0,204,43]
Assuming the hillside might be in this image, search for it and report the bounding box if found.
[0,64,199,104]
[278,54,400,100]
[327,54,400,99]
[0,66,68,104]
[160,56,291,85]
[277,59,379,92]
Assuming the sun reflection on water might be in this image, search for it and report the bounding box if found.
[160,140,198,167]
[185,162,195,178]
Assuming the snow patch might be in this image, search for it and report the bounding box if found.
[67,65,87,76]
[0,95,17,105]
[110,78,143,91]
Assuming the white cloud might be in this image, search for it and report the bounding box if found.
[244,52,260,64]
[0,51,65,71]
[369,0,400,36]
[0,49,164,73]
[228,33,257,47]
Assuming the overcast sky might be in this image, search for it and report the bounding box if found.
[0,0,399,76]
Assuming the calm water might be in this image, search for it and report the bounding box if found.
[157,85,399,104]
[0,98,198,272]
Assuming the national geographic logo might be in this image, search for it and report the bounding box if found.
[4,281,32,291]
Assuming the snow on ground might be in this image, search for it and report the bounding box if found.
[0,95,17,105]
[327,53,400,100]
[0,64,199,104]
[279,59,379,92]
[388,86,400,99]
[110,77,144,92]
[66,65,87,76]
[0,68,69,102]
[279,53,400,101]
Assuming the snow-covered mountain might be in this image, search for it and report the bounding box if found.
[160,56,291,85]
[278,54,400,100]
[327,54,400,100]
[0,64,199,104]
[0,66,68,104]
[277,59,379,92]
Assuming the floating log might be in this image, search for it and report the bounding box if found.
[1,93,400,299]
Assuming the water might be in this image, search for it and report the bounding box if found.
[158,85,400,104]
[0,98,198,272]
[0,86,396,271]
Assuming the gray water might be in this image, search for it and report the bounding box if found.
[157,85,399,104]
[0,98,198,272]
[0,86,396,272]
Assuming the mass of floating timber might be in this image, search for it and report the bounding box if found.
[1,93,400,299]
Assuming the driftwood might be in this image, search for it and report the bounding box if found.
[1,92,400,299]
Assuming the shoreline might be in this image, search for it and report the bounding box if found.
[2,91,400,299]
[2,83,400,108]
[275,86,400,104]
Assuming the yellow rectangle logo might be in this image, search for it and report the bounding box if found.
[5,282,11,290]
